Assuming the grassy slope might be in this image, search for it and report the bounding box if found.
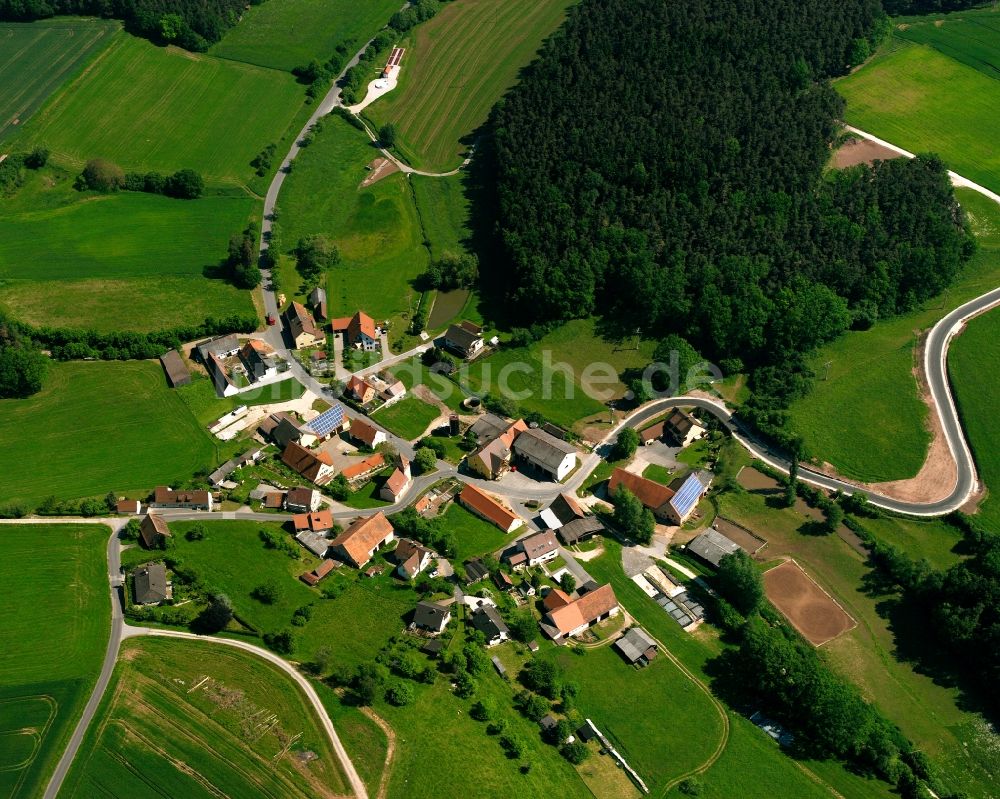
[60,637,349,798]
[211,0,403,72]
[440,503,521,562]
[836,37,1000,195]
[0,361,217,505]
[949,310,1000,530]
[0,168,255,332]
[0,524,109,799]
[13,33,304,187]
[788,189,1000,482]
[278,115,428,325]
[0,19,118,142]
[895,8,1000,81]
[365,0,575,171]
[371,394,440,439]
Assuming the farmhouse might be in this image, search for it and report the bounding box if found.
[380,456,412,503]
[300,559,336,586]
[520,530,559,567]
[443,320,484,359]
[341,452,386,484]
[467,417,528,480]
[330,512,395,568]
[334,310,379,351]
[513,427,578,481]
[350,418,387,449]
[293,509,334,534]
[663,471,712,524]
[133,563,170,605]
[346,374,376,404]
[159,349,191,388]
[391,538,433,579]
[282,442,335,486]
[116,499,141,515]
[413,599,451,633]
[608,468,673,513]
[667,409,706,446]
[285,487,320,513]
[608,468,710,525]
[305,404,347,441]
[614,626,658,666]
[459,484,523,533]
[195,334,240,363]
[471,603,510,647]
[558,516,605,546]
[239,339,280,382]
[540,583,620,642]
[139,514,171,549]
[205,353,239,397]
[687,528,742,568]
[539,492,586,529]
[151,487,213,511]
[284,302,324,350]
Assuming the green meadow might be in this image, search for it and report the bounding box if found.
[61,637,349,799]
[365,0,575,171]
[0,524,109,799]
[836,33,1000,194]
[895,7,1000,79]
[789,189,1000,482]
[0,361,217,506]
[278,115,428,324]
[371,394,440,439]
[0,19,118,141]
[211,0,403,72]
[14,33,304,187]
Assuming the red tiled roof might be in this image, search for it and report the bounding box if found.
[330,512,394,567]
[351,419,382,447]
[608,468,674,512]
[293,509,334,532]
[153,486,210,505]
[264,492,285,508]
[546,584,619,636]
[341,452,385,481]
[331,316,351,332]
[543,587,572,611]
[282,442,334,485]
[301,559,336,586]
[460,484,520,531]
[348,310,377,342]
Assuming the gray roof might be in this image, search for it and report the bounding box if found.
[472,604,509,639]
[296,531,330,558]
[512,427,577,471]
[522,530,558,561]
[444,323,482,351]
[195,334,239,362]
[558,516,604,545]
[687,528,741,567]
[272,418,303,448]
[468,413,509,442]
[614,626,658,663]
[133,563,167,604]
[414,600,451,630]
[464,558,489,583]
[159,350,190,387]
[309,286,327,306]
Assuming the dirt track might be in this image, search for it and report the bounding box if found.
[764,560,855,646]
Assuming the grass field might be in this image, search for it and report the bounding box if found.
[895,7,1000,80]
[371,395,440,439]
[0,19,118,142]
[0,361,217,506]
[0,524,109,799]
[949,309,1000,531]
[836,36,1000,194]
[13,32,304,187]
[365,0,575,171]
[211,0,403,72]
[278,115,429,325]
[0,167,255,332]
[440,502,521,562]
[788,189,1000,482]
[61,637,349,799]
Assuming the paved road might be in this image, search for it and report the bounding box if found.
[42,522,126,799]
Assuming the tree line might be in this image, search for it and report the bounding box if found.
[483,0,974,451]
[0,0,264,50]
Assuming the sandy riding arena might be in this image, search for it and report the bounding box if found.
[763,560,856,646]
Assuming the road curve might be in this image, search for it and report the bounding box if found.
[123,626,369,799]
[42,522,125,799]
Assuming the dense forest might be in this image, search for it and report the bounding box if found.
[0,310,47,399]
[882,0,982,12]
[0,0,263,49]
[487,0,974,377]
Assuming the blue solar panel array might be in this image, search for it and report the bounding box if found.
[670,473,704,518]
[306,403,345,437]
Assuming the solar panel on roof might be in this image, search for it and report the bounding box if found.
[677,615,693,626]
[670,473,704,518]
[306,404,345,437]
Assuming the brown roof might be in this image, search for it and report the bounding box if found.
[469,419,528,476]
[159,349,190,387]
[286,487,315,508]
[383,467,410,497]
[640,421,665,443]
[414,495,432,513]
[347,375,374,400]
[282,442,334,485]
[551,492,585,522]
[608,468,674,511]
[341,452,385,481]
[546,584,619,636]
[348,310,377,342]
[460,484,520,530]
[522,530,558,561]
[116,499,140,514]
[264,492,284,509]
[392,538,431,568]
[153,486,210,506]
[330,512,394,567]
[667,409,701,438]
[140,514,170,548]
[258,411,299,437]
[293,510,334,532]
[301,559,336,586]
[285,301,323,340]
[351,418,382,448]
